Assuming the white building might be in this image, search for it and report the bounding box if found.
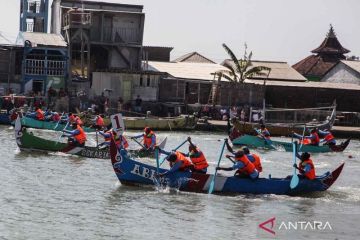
[322,60,360,85]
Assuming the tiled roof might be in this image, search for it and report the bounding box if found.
[311,25,350,55]
[16,32,67,47]
[144,61,227,81]
[223,60,306,82]
[173,52,216,64]
[292,55,338,78]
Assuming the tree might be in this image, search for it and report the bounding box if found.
[215,43,271,83]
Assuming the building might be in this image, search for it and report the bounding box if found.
[16,32,68,94]
[51,0,145,86]
[293,25,350,81]
[143,46,173,62]
[20,0,49,33]
[321,60,360,84]
[173,52,216,64]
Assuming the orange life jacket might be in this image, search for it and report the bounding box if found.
[324,132,335,142]
[143,131,156,148]
[300,139,311,145]
[189,148,209,170]
[174,151,193,171]
[298,158,316,180]
[36,109,45,120]
[96,116,104,126]
[251,153,263,172]
[310,133,320,145]
[74,125,87,144]
[235,155,256,176]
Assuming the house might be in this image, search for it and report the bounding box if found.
[293,25,350,81]
[173,52,216,64]
[322,60,360,84]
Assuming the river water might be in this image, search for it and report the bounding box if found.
[0,125,359,240]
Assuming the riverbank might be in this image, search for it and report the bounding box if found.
[195,120,360,138]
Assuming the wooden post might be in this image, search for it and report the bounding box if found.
[197,82,201,103]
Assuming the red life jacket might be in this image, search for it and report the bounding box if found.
[324,132,335,143]
[300,139,311,145]
[74,125,87,144]
[174,152,193,171]
[52,113,60,122]
[310,133,320,145]
[235,155,256,176]
[96,116,104,126]
[36,109,45,121]
[143,131,156,148]
[251,153,263,172]
[189,148,209,170]
[298,158,316,180]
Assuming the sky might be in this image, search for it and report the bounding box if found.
[0,0,359,64]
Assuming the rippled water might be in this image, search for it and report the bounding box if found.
[0,126,359,240]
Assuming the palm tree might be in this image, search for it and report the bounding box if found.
[215,43,271,83]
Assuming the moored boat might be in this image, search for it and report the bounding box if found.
[14,117,167,159]
[232,134,350,153]
[109,139,345,195]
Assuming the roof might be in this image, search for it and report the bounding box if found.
[173,52,216,64]
[341,60,360,74]
[144,61,227,81]
[312,25,350,55]
[58,0,143,13]
[0,31,17,45]
[245,79,360,91]
[222,60,307,82]
[292,55,338,79]
[16,32,67,48]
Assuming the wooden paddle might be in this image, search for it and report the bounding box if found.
[208,140,226,194]
[159,139,188,166]
[56,121,70,145]
[132,137,146,149]
[290,142,299,189]
[54,112,64,130]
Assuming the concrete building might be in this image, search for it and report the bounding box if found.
[20,0,49,33]
[51,0,145,85]
[321,60,360,85]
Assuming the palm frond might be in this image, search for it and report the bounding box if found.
[244,66,272,78]
[222,43,241,75]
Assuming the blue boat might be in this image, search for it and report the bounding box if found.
[109,139,345,195]
[0,112,11,125]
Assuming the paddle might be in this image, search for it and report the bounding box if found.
[155,147,160,174]
[299,124,306,151]
[95,130,99,147]
[56,121,70,145]
[208,140,226,194]
[132,137,146,149]
[254,128,276,149]
[54,112,64,130]
[159,139,188,166]
[290,142,299,189]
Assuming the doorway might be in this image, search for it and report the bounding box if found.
[33,80,43,94]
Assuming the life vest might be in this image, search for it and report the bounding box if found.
[143,131,156,148]
[247,153,263,172]
[75,116,83,126]
[74,125,87,144]
[174,151,193,171]
[298,158,316,180]
[310,133,320,145]
[96,115,104,126]
[235,155,256,176]
[36,109,45,121]
[189,148,209,170]
[324,132,335,143]
[300,139,311,145]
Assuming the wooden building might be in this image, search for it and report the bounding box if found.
[293,25,350,81]
[51,0,145,85]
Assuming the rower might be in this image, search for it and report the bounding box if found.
[258,124,271,140]
[74,115,83,126]
[67,112,76,124]
[242,147,263,173]
[51,111,61,122]
[62,123,87,147]
[31,107,45,121]
[293,128,320,146]
[99,127,129,150]
[157,149,193,177]
[132,127,156,151]
[293,152,316,180]
[92,114,105,130]
[184,137,209,174]
[318,129,336,146]
[216,150,259,179]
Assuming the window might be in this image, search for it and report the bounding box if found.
[139,75,143,86]
[147,75,151,87]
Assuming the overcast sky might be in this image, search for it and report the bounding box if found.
[0,0,359,64]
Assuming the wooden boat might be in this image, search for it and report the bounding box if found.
[232,135,350,153]
[230,103,337,137]
[109,139,345,195]
[80,113,197,131]
[20,116,96,132]
[14,117,167,159]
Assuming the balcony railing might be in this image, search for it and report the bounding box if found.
[25,59,66,76]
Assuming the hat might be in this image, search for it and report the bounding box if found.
[242,147,250,154]
[300,152,310,161]
[235,150,244,158]
[167,152,177,162]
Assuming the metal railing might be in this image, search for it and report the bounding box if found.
[64,12,91,27]
[25,59,66,76]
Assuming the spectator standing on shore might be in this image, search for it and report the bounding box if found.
[134,95,142,113]
[117,97,123,112]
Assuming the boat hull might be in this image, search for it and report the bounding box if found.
[109,139,344,195]
[21,116,95,132]
[232,135,350,153]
